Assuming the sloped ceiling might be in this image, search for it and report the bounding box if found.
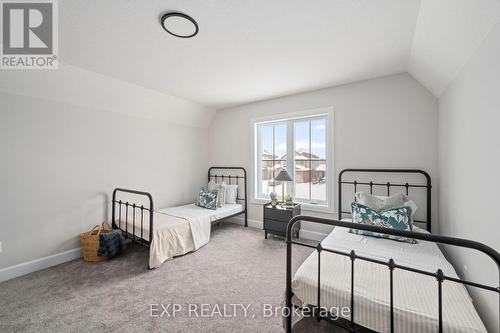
[53,1,500,109]
[0,63,214,128]
[409,0,500,97]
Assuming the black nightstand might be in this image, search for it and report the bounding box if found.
[263,203,301,239]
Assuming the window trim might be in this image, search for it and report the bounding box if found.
[251,107,334,213]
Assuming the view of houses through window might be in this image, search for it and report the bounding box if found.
[260,122,287,194]
[256,115,328,205]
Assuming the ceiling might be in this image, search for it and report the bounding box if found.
[60,0,500,109]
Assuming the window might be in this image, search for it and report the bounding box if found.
[254,110,332,209]
[294,118,326,203]
[257,122,287,196]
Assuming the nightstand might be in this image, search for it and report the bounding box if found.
[263,203,301,239]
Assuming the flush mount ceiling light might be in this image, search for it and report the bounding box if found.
[161,12,199,38]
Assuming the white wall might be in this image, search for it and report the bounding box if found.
[0,62,214,128]
[209,73,438,235]
[0,65,213,271]
[438,21,500,333]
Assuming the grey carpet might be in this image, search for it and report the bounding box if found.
[0,223,343,333]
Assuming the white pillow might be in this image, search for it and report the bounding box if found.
[412,225,429,234]
[374,195,418,214]
[225,184,238,204]
[355,192,405,212]
[208,180,227,207]
[374,196,418,214]
[355,192,419,214]
[207,180,218,192]
[217,182,227,206]
[403,199,418,214]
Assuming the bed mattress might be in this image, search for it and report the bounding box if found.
[291,225,487,333]
[162,203,244,223]
[118,203,243,268]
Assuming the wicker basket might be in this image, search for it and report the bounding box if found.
[80,221,113,262]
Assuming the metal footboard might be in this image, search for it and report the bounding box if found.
[285,216,500,333]
[111,188,154,249]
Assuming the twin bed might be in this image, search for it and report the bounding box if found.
[111,167,247,269]
[110,167,498,332]
[286,169,499,333]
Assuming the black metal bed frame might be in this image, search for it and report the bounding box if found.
[338,168,432,232]
[111,167,247,267]
[285,169,500,333]
[207,166,248,226]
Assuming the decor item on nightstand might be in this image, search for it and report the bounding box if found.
[275,169,293,207]
[263,202,301,239]
[270,191,278,207]
[284,193,294,206]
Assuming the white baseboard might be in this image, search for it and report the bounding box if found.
[0,219,327,283]
[225,216,327,241]
[0,247,82,283]
[226,216,263,229]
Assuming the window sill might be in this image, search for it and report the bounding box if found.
[251,198,272,205]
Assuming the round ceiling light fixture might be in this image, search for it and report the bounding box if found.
[161,12,199,38]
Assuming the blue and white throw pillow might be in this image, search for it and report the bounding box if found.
[350,202,416,243]
[197,188,219,210]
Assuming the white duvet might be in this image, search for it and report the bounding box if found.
[292,225,487,332]
[119,203,243,268]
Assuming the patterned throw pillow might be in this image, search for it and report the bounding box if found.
[197,188,219,210]
[350,202,416,243]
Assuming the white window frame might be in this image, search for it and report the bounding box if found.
[251,107,334,213]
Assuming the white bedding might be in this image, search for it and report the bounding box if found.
[119,203,243,268]
[292,225,487,332]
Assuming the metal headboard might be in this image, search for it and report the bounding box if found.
[338,169,432,232]
[208,166,248,227]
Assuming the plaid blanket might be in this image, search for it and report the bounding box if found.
[98,230,126,257]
